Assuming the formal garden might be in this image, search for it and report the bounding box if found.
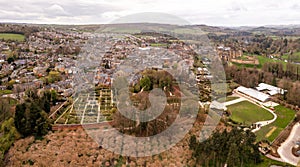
[54,87,115,125]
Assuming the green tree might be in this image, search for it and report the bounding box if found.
[226,143,240,166]
[50,90,57,105]
[0,118,20,165]
[140,76,152,91]
[7,57,14,64]
[14,92,51,137]
[134,84,141,93]
[189,135,197,150]
[0,98,11,122]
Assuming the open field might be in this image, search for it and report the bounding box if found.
[282,52,300,63]
[257,55,287,68]
[232,54,287,69]
[228,101,274,126]
[255,105,296,142]
[0,33,25,41]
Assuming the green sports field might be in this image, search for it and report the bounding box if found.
[228,101,274,126]
[0,33,25,42]
[255,105,295,142]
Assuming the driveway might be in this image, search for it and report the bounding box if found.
[277,122,300,166]
[223,97,246,106]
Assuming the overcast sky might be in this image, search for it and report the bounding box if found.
[0,0,300,26]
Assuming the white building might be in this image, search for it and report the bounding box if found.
[256,83,286,96]
[237,86,270,102]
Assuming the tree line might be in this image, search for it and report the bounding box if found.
[189,128,261,167]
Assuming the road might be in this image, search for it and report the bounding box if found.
[277,122,300,166]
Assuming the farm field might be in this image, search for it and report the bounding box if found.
[232,54,287,69]
[228,101,274,126]
[255,105,296,142]
[0,33,25,41]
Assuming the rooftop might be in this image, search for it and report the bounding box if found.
[256,83,286,95]
[237,86,270,102]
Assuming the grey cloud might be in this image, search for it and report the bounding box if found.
[0,0,122,23]
[62,3,121,17]
[0,9,41,21]
[0,0,300,26]
[290,4,300,10]
[44,4,70,18]
[228,2,247,12]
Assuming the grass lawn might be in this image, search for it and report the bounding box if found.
[231,62,257,68]
[295,51,300,57]
[228,101,274,126]
[218,96,239,102]
[225,96,239,102]
[0,33,25,42]
[150,43,168,47]
[257,55,287,69]
[282,54,289,60]
[249,156,293,167]
[0,90,13,95]
[255,105,296,142]
[283,52,300,63]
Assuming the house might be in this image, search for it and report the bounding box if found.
[33,67,48,76]
[197,67,210,75]
[1,45,9,51]
[62,88,74,97]
[0,86,6,90]
[14,60,27,66]
[0,54,7,61]
[13,80,43,92]
[55,65,65,72]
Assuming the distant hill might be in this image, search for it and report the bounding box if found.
[1,22,300,37]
